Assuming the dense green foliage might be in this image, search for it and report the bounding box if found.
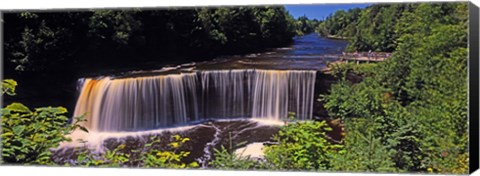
[317,4,415,52]
[294,15,319,36]
[3,7,326,75]
[73,135,198,168]
[1,80,17,96]
[264,119,343,171]
[316,8,361,39]
[322,2,469,174]
[210,145,264,170]
[1,80,86,165]
[3,7,297,74]
[328,62,378,80]
[1,105,87,164]
[330,117,398,172]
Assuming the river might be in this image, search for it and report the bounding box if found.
[54,34,348,166]
[73,33,348,132]
[116,33,348,78]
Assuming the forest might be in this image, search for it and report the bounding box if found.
[316,3,468,173]
[2,6,319,109]
[1,2,470,174]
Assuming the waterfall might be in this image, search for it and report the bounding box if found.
[73,69,316,132]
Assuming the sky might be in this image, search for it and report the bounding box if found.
[285,4,371,20]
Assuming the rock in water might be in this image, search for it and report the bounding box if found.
[234,142,266,159]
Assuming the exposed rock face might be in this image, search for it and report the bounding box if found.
[51,119,281,167]
[52,118,345,168]
[234,142,267,159]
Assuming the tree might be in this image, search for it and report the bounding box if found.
[264,116,343,171]
[322,2,468,174]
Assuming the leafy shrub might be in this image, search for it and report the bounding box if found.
[141,135,198,168]
[1,79,87,165]
[73,135,199,168]
[264,116,343,171]
[321,3,469,174]
[330,118,398,173]
[321,78,390,119]
[1,79,17,96]
[210,145,263,170]
[329,62,378,80]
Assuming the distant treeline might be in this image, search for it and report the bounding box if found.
[315,3,466,53]
[294,15,319,36]
[3,7,304,75]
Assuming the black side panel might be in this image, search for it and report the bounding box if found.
[469,1,479,174]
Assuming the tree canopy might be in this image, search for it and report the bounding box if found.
[322,2,469,173]
[3,7,298,75]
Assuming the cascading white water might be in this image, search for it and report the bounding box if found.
[73,69,316,132]
[200,70,254,119]
[251,70,316,120]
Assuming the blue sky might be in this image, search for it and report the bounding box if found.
[285,4,371,20]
